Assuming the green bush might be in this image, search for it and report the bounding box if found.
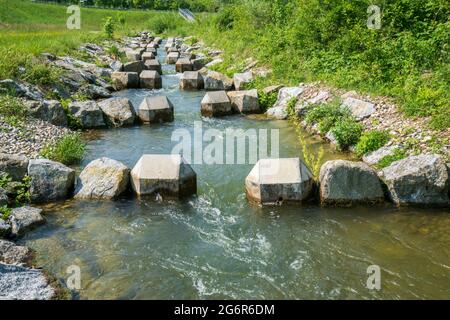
[23,63,60,86]
[40,133,85,165]
[305,101,350,134]
[258,91,278,112]
[0,94,28,127]
[377,148,407,169]
[355,130,390,157]
[216,6,235,31]
[0,205,11,220]
[331,118,363,150]
[103,17,115,39]
[148,14,177,34]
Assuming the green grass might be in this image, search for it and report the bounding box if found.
[355,130,390,157]
[40,133,86,165]
[377,148,408,169]
[0,94,28,127]
[0,205,11,220]
[258,90,278,112]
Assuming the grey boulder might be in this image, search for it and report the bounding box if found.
[98,97,136,127]
[69,101,106,128]
[0,153,29,181]
[0,239,33,265]
[8,206,45,238]
[24,100,68,127]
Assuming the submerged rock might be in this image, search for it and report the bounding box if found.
[0,239,33,265]
[381,154,449,206]
[98,97,136,127]
[69,101,106,129]
[319,160,384,206]
[8,206,45,238]
[0,153,29,181]
[75,157,130,200]
[200,91,232,117]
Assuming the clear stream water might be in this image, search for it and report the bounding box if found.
[20,43,450,300]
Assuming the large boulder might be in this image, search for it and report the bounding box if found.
[138,96,174,124]
[8,206,45,238]
[74,158,130,200]
[69,101,106,128]
[98,97,136,127]
[131,154,197,198]
[123,61,145,74]
[319,160,384,206]
[200,91,233,117]
[111,72,139,90]
[175,58,193,73]
[0,79,44,101]
[144,59,162,74]
[381,154,448,206]
[245,158,314,204]
[139,70,162,89]
[28,159,75,203]
[0,153,29,181]
[180,71,204,90]
[24,100,68,127]
[267,87,305,120]
[233,71,253,91]
[79,84,112,100]
[0,264,55,300]
[0,239,33,265]
[203,70,234,91]
[341,97,375,121]
[227,89,260,114]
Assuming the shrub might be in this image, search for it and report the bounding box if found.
[258,91,278,112]
[305,101,350,134]
[103,17,115,39]
[0,205,11,220]
[148,15,177,34]
[286,97,297,118]
[377,148,407,169]
[216,6,235,31]
[40,133,85,165]
[24,63,60,86]
[0,94,28,127]
[331,118,363,150]
[355,130,390,157]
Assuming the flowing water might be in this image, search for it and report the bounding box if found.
[20,43,450,300]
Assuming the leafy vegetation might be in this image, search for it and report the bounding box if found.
[40,133,86,165]
[103,17,115,39]
[258,90,278,112]
[377,148,407,168]
[0,205,12,220]
[0,94,28,127]
[305,101,350,134]
[0,172,30,207]
[23,63,61,86]
[355,130,391,157]
[331,118,364,151]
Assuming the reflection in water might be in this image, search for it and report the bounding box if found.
[20,42,450,300]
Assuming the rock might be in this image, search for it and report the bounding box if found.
[233,71,253,91]
[146,47,157,55]
[295,90,331,116]
[263,85,283,95]
[123,61,145,75]
[267,86,305,120]
[0,188,8,207]
[0,239,33,264]
[245,158,314,204]
[125,49,141,61]
[325,131,339,149]
[0,79,44,101]
[28,159,75,203]
[144,59,162,74]
[180,71,204,90]
[24,100,68,127]
[319,160,384,206]
[8,206,45,238]
[381,154,449,206]
[227,89,260,114]
[0,153,29,181]
[69,101,106,128]
[203,71,234,91]
[131,154,197,197]
[141,52,155,61]
[201,91,233,117]
[138,96,174,124]
[98,97,136,127]
[109,60,123,72]
[79,84,112,100]
[74,158,130,200]
[139,70,162,89]
[363,146,399,166]
[0,219,11,238]
[166,52,180,64]
[205,58,223,68]
[0,263,55,300]
[191,58,206,71]
[341,97,375,121]
[175,58,193,73]
[111,71,139,90]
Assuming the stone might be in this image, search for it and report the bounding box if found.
[0,219,11,238]
[319,160,384,206]
[0,240,33,264]
[245,158,314,204]
[227,89,260,114]
[28,159,75,203]
[233,71,253,91]
[263,85,283,95]
[98,97,136,127]
[191,58,206,71]
[142,52,155,61]
[363,146,400,166]
[295,90,331,116]
[267,86,305,120]
[131,154,197,197]
[166,52,180,64]
[0,264,55,300]
[138,96,174,124]
[9,206,45,238]
[341,97,375,121]
[167,47,179,53]
[146,47,157,54]
[0,79,44,101]
[111,72,139,90]
[139,70,162,89]
[125,49,141,61]
[175,58,193,73]
[109,60,123,72]
[200,91,233,117]
[69,101,106,128]
[79,84,112,100]
[123,61,145,74]
[74,158,130,200]
[205,58,223,68]
[0,153,29,181]
[180,71,204,90]
[0,188,7,207]
[203,71,234,91]
[24,100,68,127]
[381,154,448,206]
[144,59,162,74]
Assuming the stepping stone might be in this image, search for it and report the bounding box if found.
[203,70,234,91]
[146,47,157,55]
[167,47,179,53]
[233,71,253,91]
[154,37,162,44]
[175,58,193,73]
[111,71,139,90]
[200,91,232,117]
[138,96,174,123]
[147,42,158,49]
[245,158,315,204]
[180,71,204,90]
[141,52,155,61]
[125,50,141,61]
[123,61,145,74]
[139,70,162,89]
[144,59,162,74]
[227,89,261,114]
[131,154,197,198]
[166,52,179,64]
